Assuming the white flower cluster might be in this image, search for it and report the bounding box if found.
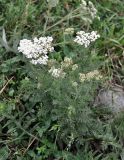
[49,66,66,78]
[88,1,98,19]
[72,64,78,71]
[48,57,79,78]
[79,70,102,82]
[64,28,74,35]
[61,57,73,68]
[72,81,78,87]
[18,37,54,65]
[80,0,99,20]
[74,31,100,48]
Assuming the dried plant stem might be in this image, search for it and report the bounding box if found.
[0,76,14,95]
[23,137,37,156]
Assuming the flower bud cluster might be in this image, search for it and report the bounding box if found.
[79,70,102,82]
[48,57,72,78]
[72,64,78,71]
[88,1,98,19]
[49,57,78,78]
[74,31,100,48]
[80,0,99,20]
[18,37,54,65]
[61,57,73,68]
[64,28,74,35]
[72,81,78,87]
[49,66,66,78]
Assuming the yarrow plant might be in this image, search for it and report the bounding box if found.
[2,1,121,159]
[18,36,54,65]
[74,31,100,47]
[18,31,100,80]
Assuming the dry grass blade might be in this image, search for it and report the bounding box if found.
[0,76,14,95]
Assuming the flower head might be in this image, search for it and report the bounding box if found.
[80,0,99,20]
[72,64,78,71]
[79,73,86,82]
[79,70,102,82]
[74,31,100,48]
[18,36,54,65]
[49,66,66,78]
[61,57,73,68]
[64,28,74,35]
[72,81,78,87]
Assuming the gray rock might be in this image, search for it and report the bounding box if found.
[94,86,124,113]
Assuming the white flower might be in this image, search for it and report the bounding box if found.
[61,57,73,68]
[64,28,74,34]
[18,39,35,59]
[31,55,48,65]
[18,36,54,65]
[74,31,100,47]
[79,73,86,82]
[64,57,73,64]
[72,64,78,71]
[86,70,102,80]
[79,70,102,82]
[88,1,97,19]
[81,0,87,6]
[72,81,78,87]
[80,0,99,21]
[49,66,66,78]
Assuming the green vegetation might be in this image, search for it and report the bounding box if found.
[0,0,124,159]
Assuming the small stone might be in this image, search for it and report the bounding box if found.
[94,86,124,113]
